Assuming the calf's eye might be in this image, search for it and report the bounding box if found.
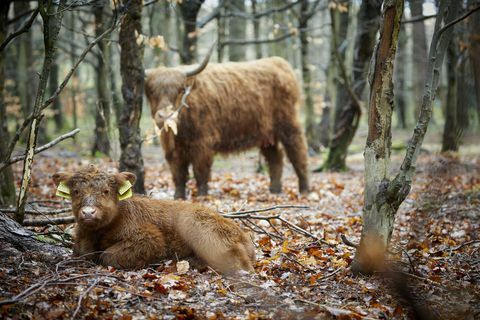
[103,190,110,196]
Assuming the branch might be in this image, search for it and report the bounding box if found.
[219,0,301,20]
[402,14,437,24]
[197,0,226,29]
[22,216,75,226]
[221,205,309,216]
[0,8,39,52]
[0,129,80,172]
[0,207,72,215]
[220,31,296,47]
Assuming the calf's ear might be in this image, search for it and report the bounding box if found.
[52,172,72,199]
[116,172,137,201]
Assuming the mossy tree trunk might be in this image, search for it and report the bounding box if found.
[0,0,16,208]
[324,0,382,171]
[119,0,145,194]
[352,0,458,275]
[92,2,112,157]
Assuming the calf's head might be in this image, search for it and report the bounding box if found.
[52,166,136,230]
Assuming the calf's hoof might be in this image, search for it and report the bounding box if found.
[174,189,186,200]
[269,184,282,194]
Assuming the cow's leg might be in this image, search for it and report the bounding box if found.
[192,153,213,196]
[278,123,309,194]
[260,144,283,193]
[166,151,189,199]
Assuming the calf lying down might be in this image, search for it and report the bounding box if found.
[53,166,255,275]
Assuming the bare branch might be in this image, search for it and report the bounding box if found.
[0,8,39,52]
[402,14,437,24]
[220,31,296,47]
[0,129,80,172]
[22,216,75,226]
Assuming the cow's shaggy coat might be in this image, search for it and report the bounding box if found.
[52,166,255,275]
[145,57,309,199]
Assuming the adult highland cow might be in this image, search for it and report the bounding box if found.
[145,52,309,199]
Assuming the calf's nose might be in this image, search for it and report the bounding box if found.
[81,206,97,219]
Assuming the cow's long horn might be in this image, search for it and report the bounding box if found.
[184,41,216,78]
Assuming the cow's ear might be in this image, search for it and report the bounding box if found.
[52,172,72,199]
[116,172,136,200]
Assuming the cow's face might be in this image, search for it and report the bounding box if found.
[145,68,187,130]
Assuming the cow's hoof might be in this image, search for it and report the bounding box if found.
[269,185,282,194]
[174,191,186,200]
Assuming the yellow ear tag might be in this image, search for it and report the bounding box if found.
[56,181,71,199]
[118,180,133,201]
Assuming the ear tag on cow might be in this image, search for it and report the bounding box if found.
[118,180,133,201]
[56,181,71,199]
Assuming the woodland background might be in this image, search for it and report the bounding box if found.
[0,0,479,319]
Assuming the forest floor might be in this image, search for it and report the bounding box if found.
[0,141,479,319]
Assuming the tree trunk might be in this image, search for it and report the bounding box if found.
[92,3,111,157]
[0,1,16,208]
[217,3,226,62]
[49,57,62,132]
[468,0,480,121]
[299,0,318,153]
[179,0,205,64]
[119,0,145,194]
[251,0,262,59]
[441,35,459,152]
[352,0,404,274]
[352,0,457,275]
[394,24,408,129]
[228,0,246,61]
[324,0,382,171]
[69,10,78,132]
[0,212,68,257]
[409,0,428,119]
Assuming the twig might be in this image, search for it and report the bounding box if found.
[0,8,39,51]
[402,14,437,24]
[0,208,72,215]
[220,31,296,47]
[340,234,358,248]
[429,239,480,255]
[221,205,309,216]
[281,253,316,272]
[294,299,377,320]
[0,129,80,172]
[311,268,343,285]
[72,279,99,318]
[22,216,75,226]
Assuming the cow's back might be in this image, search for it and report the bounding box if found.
[178,57,300,153]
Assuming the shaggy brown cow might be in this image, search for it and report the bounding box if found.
[145,54,309,199]
[52,166,255,275]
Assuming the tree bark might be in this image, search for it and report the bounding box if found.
[179,0,205,64]
[49,55,62,132]
[92,2,111,157]
[300,0,318,153]
[324,0,382,171]
[352,0,458,275]
[228,0,246,61]
[468,0,480,121]
[394,23,408,129]
[352,0,404,274]
[217,3,226,62]
[409,0,428,119]
[119,0,145,194]
[441,33,459,152]
[0,1,16,208]
[251,0,262,59]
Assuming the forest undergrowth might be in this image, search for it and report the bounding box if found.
[0,150,479,319]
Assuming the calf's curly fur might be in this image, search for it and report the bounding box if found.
[52,166,255,275]
[145,57,309,199]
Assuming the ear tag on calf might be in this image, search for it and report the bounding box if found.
[118,180,133,201]
[56,181,71,199]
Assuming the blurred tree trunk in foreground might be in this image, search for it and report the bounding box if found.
[179,0,205,64]
[119,0,145,193]
[0,1,16,207]
[92,2,111,157]
[324,0,382,171]
[228,0,246,61]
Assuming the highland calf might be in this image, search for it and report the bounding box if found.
[145,55,309,199]
[53,166,255,275]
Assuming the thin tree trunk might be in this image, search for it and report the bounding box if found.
[228,0,246,61]
[468,0,480,121]
[70,10,78,132]
[409,0,428,119]
[217,3,226,62]
[395,23,408,129]
[300,0,318,153]
[49,57,62,132]
[251,0,262,59]
[441,35,459,152]
[119,0,145,194]
[92,3,111,157]
[324,0,382,171]
[179,0,204,64]
[0,1,16,207]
